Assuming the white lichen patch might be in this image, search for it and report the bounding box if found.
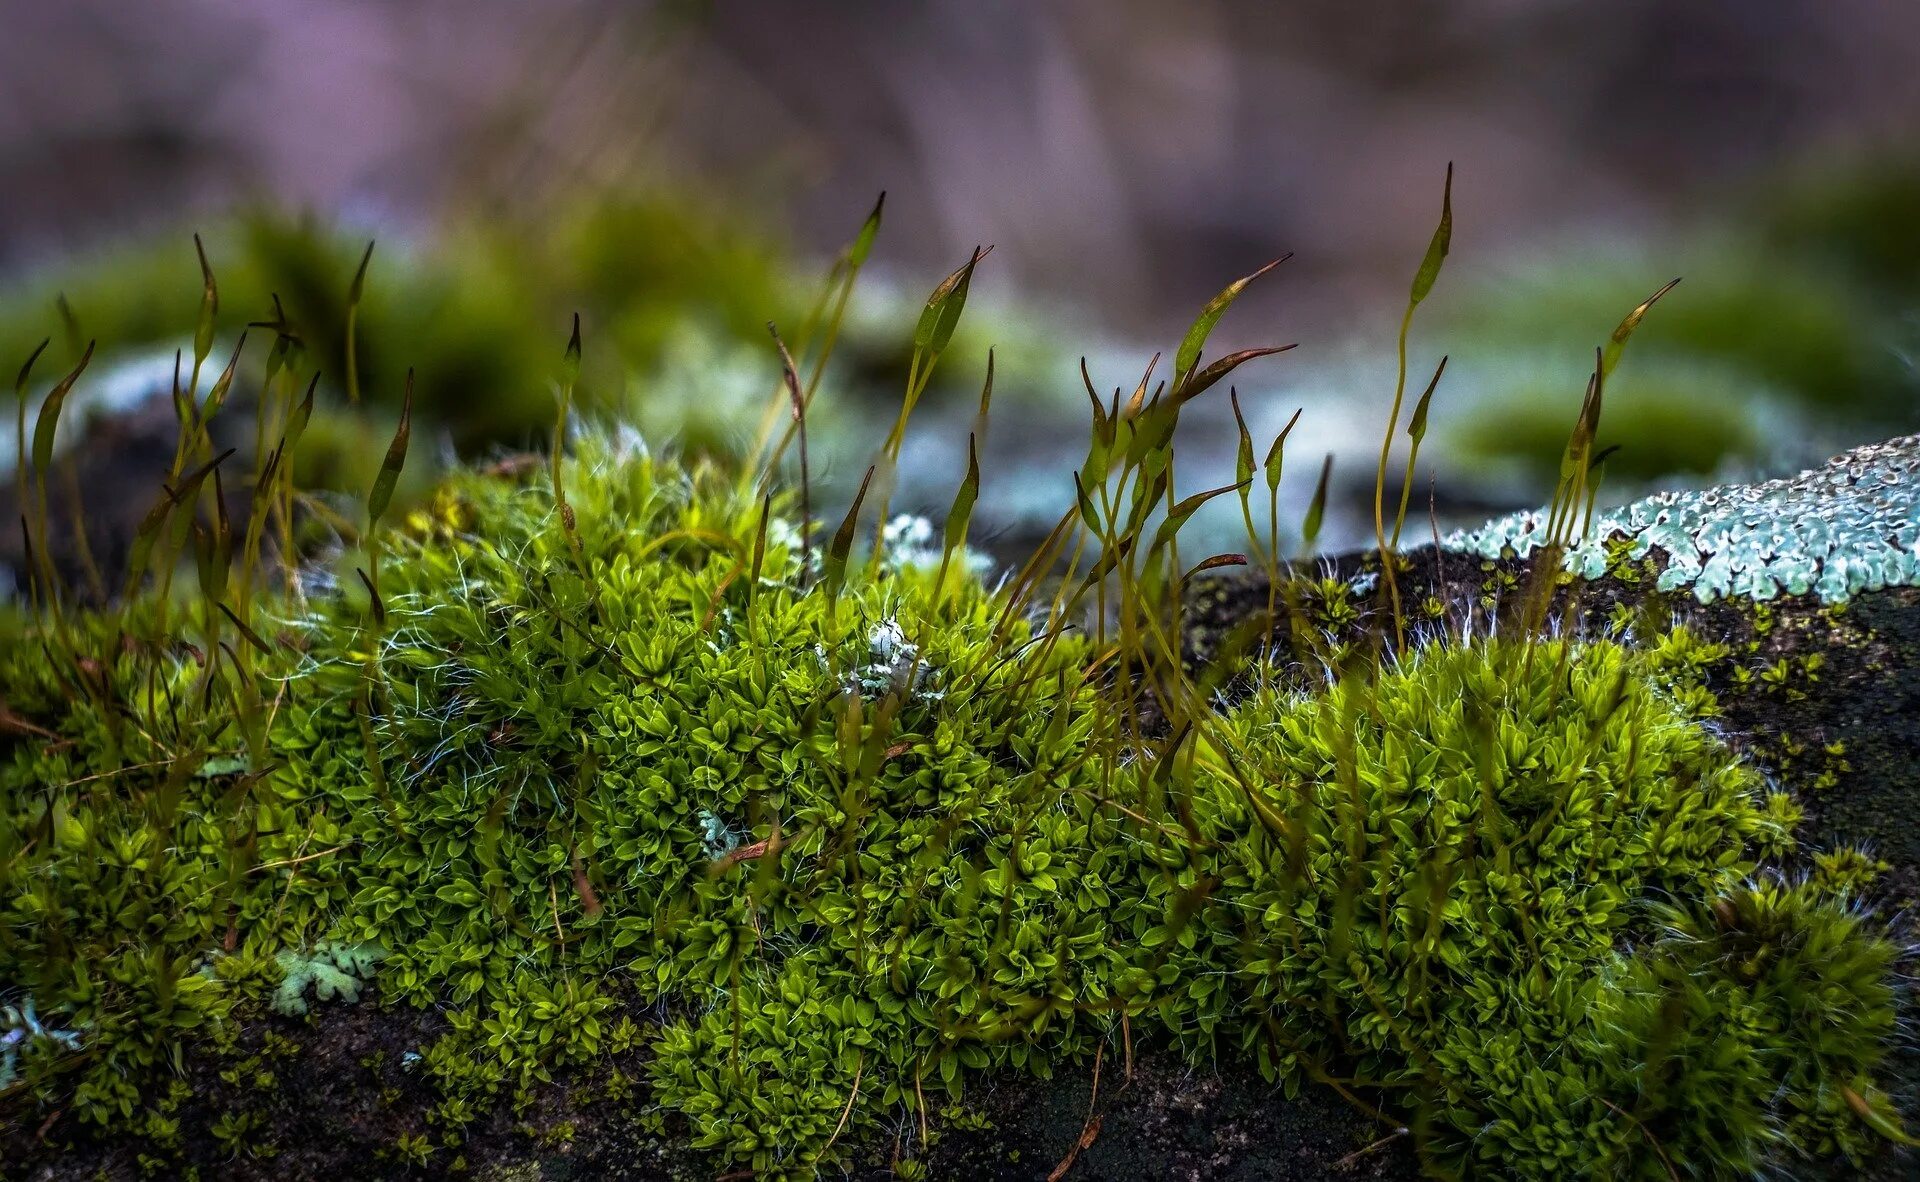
[698,809,742,860]
[269,942,386,1017]
[1441,435,1920,603]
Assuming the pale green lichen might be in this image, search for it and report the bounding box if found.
[849,615,941,701]
[1442,435,1920,602]
[697,809,742,860]
[269,942,387,1017]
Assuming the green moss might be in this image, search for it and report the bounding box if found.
[1810,847,1888,896]
[0,604,257,1124]
[1180,636,1877,1176]
[272,431,1126,1174]
[1437,232,1915,460]
[1603,877,1903,1170]
[0,199,800,460]
[1445,353,1782,484]
[2,215,1912,1179]
[5,428,1909,1176]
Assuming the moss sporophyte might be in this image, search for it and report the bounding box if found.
[1,184,1912,1179]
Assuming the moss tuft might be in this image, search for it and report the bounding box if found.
[1183,636,1878,1176]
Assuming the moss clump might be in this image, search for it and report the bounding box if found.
[257,430,1130,1173]
[1182,636,1895,1177]
[1607,878,1902,1172]
[0,601,268,1125]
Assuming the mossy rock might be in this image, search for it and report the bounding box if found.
[6,420,1918,1180]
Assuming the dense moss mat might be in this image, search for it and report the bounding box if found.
[1201,550,1920,1178]
[1,431,1910,1179]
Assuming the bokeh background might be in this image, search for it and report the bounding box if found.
[4,0,1919,570]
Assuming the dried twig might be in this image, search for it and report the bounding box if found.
[818,1056,865,1158]
[248,845,346,874]
[1047,1043,1104,1181]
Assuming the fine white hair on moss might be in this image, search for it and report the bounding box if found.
[1440,434,1920,603]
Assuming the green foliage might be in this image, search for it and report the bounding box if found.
[0,198,797,457]
[1179,636,1896,1177]
[0,197,1047,519]
[209,1108,271,1159]
[0,211,1909,1182]
[1448,356,1777,482]
[0,603,264,1123]
[1809,846,1888,897]
[1437,235,1914,484]
[1596,878,1902,1173]
[264,429,1126,1174]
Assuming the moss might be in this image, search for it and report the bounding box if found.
[3,217,1913,1180]
[1435,227,1917,480]
[7,429,1911,1177]
[1443,351,1790,484]
[18,422,1904,1174]
[0,199,801,460]
[1610,878,1903,1169]
[1184,635,1898,1176]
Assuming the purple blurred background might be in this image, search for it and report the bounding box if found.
[7,0,1920,341]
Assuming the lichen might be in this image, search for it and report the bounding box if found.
[269,943,387,1018]
[696,809,742,860]
[847,614,940,700]
[1442,434,1920,602]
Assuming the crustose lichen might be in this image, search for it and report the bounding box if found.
[1444,434,1920,602]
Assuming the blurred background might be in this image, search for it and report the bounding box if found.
[3,0,1919,575]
